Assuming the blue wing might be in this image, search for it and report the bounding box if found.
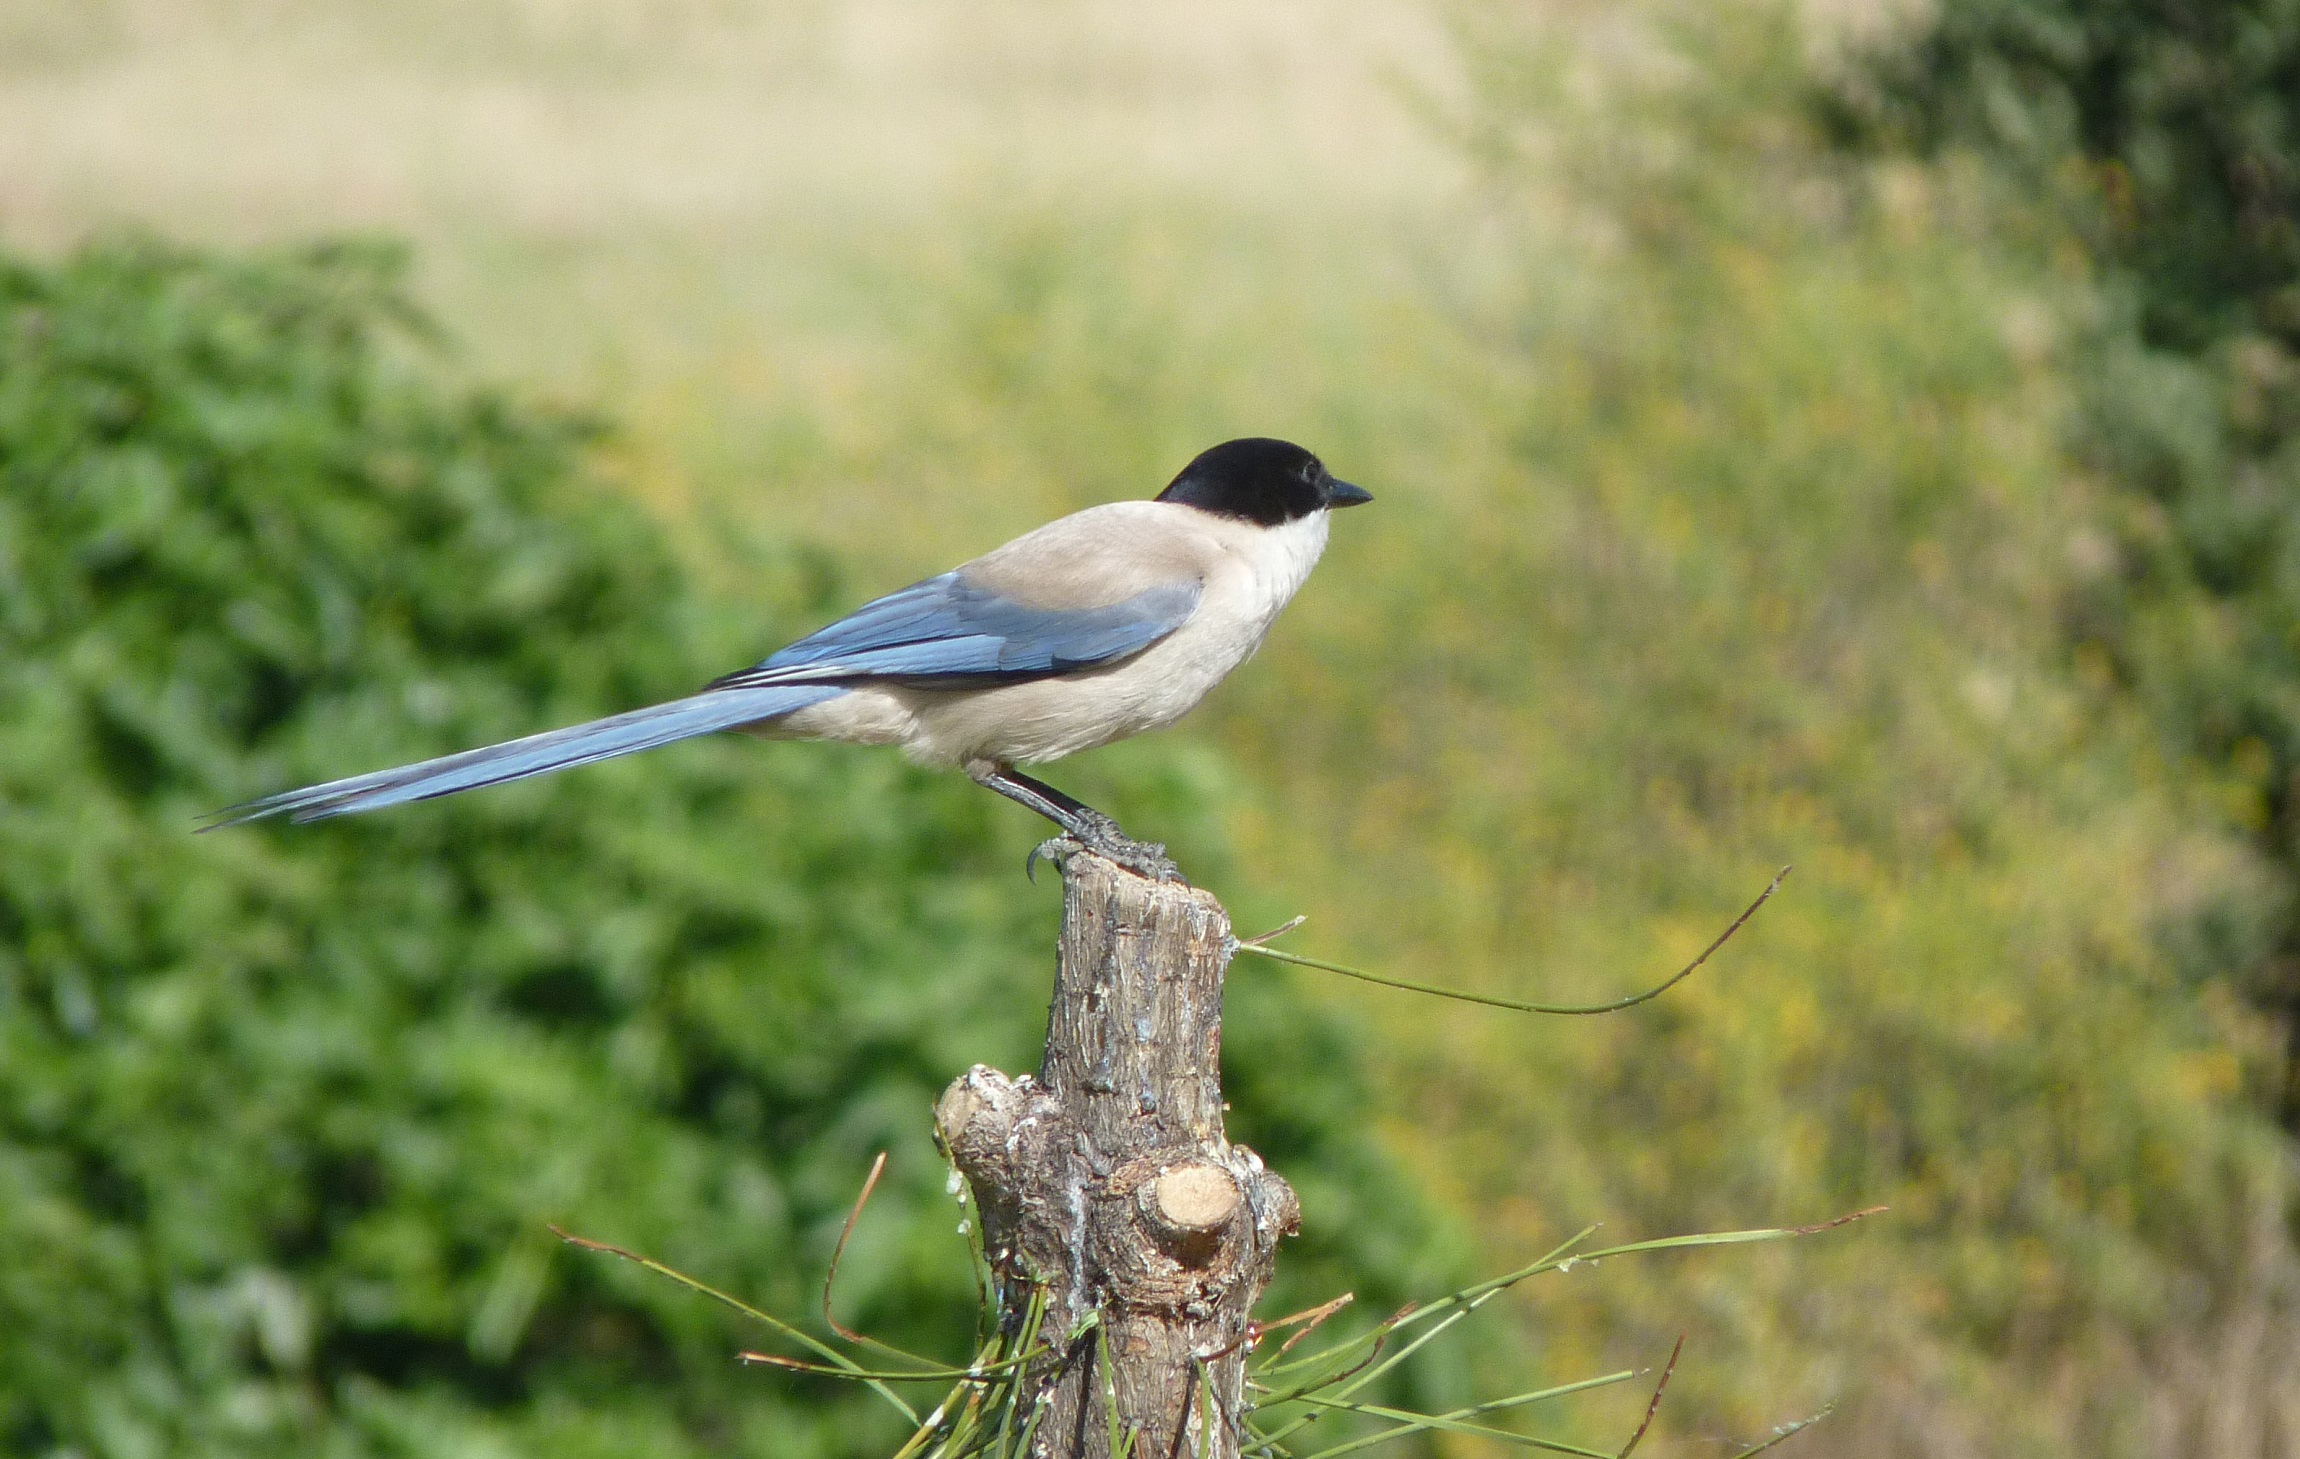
[708,571,1202,690]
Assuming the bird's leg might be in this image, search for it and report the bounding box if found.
[966,762,1183,883]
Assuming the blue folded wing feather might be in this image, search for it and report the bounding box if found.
[709,571,1202,689]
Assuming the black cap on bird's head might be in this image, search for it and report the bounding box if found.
[1156,437,1373,526]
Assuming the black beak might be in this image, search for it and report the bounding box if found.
[1324,478,1373,508]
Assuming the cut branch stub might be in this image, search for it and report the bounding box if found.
[1145,1164,1241,1259]
[935,846,1298,1458]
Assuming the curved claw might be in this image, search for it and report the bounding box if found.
[1026,836,1081,884]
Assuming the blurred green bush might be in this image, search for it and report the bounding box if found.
[1820,0,2300,1130]
[0,238,1450,1458]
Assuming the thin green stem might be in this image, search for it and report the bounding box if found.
[1234,867,1788,1016]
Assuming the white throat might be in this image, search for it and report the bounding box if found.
[1244,510,1332,608]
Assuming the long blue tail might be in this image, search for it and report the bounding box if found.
[207,684,843,826]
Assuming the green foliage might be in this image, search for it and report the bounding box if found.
[1822,0,2299,353]
[0,237,1447,1458]
[1824,0,2300,1120]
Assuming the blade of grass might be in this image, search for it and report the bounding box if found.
[1208,1292,1358,1365]
[941,1150,997,1354]
[1255,1291,1596,1445]
[1254,1311,1455,1416]
[819,1154,948,1370]
[1102,1326,1132,1459]
[1254,1226,1597,1382]
[1007,1377,1051,1459]
[1251,1327,1392,1406]
[934,1381,992,1459]
[824,1151,887,1344]
[891,1380,973,1459]
[1730,1404,1835,1457]
[1272,1294,1355,1357]
[994,1289,1051,1459]
[1565,1207,1886,1267]
[1617,1336,1683,1458]
[1286,1392,1617,1458]
[736,1347,1045,1381]
[551,1225,917,1424]
[1238,914,1307,946]
[1191,1355,1222,1457]
[1252,1209,1875,1450]
[1280,1368,1640,1459]
[1445,1205,1884,1312]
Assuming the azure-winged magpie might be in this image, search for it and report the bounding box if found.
[210,437,1373,879]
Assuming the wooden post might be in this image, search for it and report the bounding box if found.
[936,847,1300,1458]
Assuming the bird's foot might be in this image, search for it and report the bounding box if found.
[1068,806,1186,882]
[1087,828,1186,884]
[1027,827,1186,885]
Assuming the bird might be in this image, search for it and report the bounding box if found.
[208,437,1371,879]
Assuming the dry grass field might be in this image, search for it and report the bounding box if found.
[0,0,1465,557]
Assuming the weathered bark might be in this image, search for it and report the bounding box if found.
[936,847,1299,1459]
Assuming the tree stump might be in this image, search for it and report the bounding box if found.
[935,847,1300,1458]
